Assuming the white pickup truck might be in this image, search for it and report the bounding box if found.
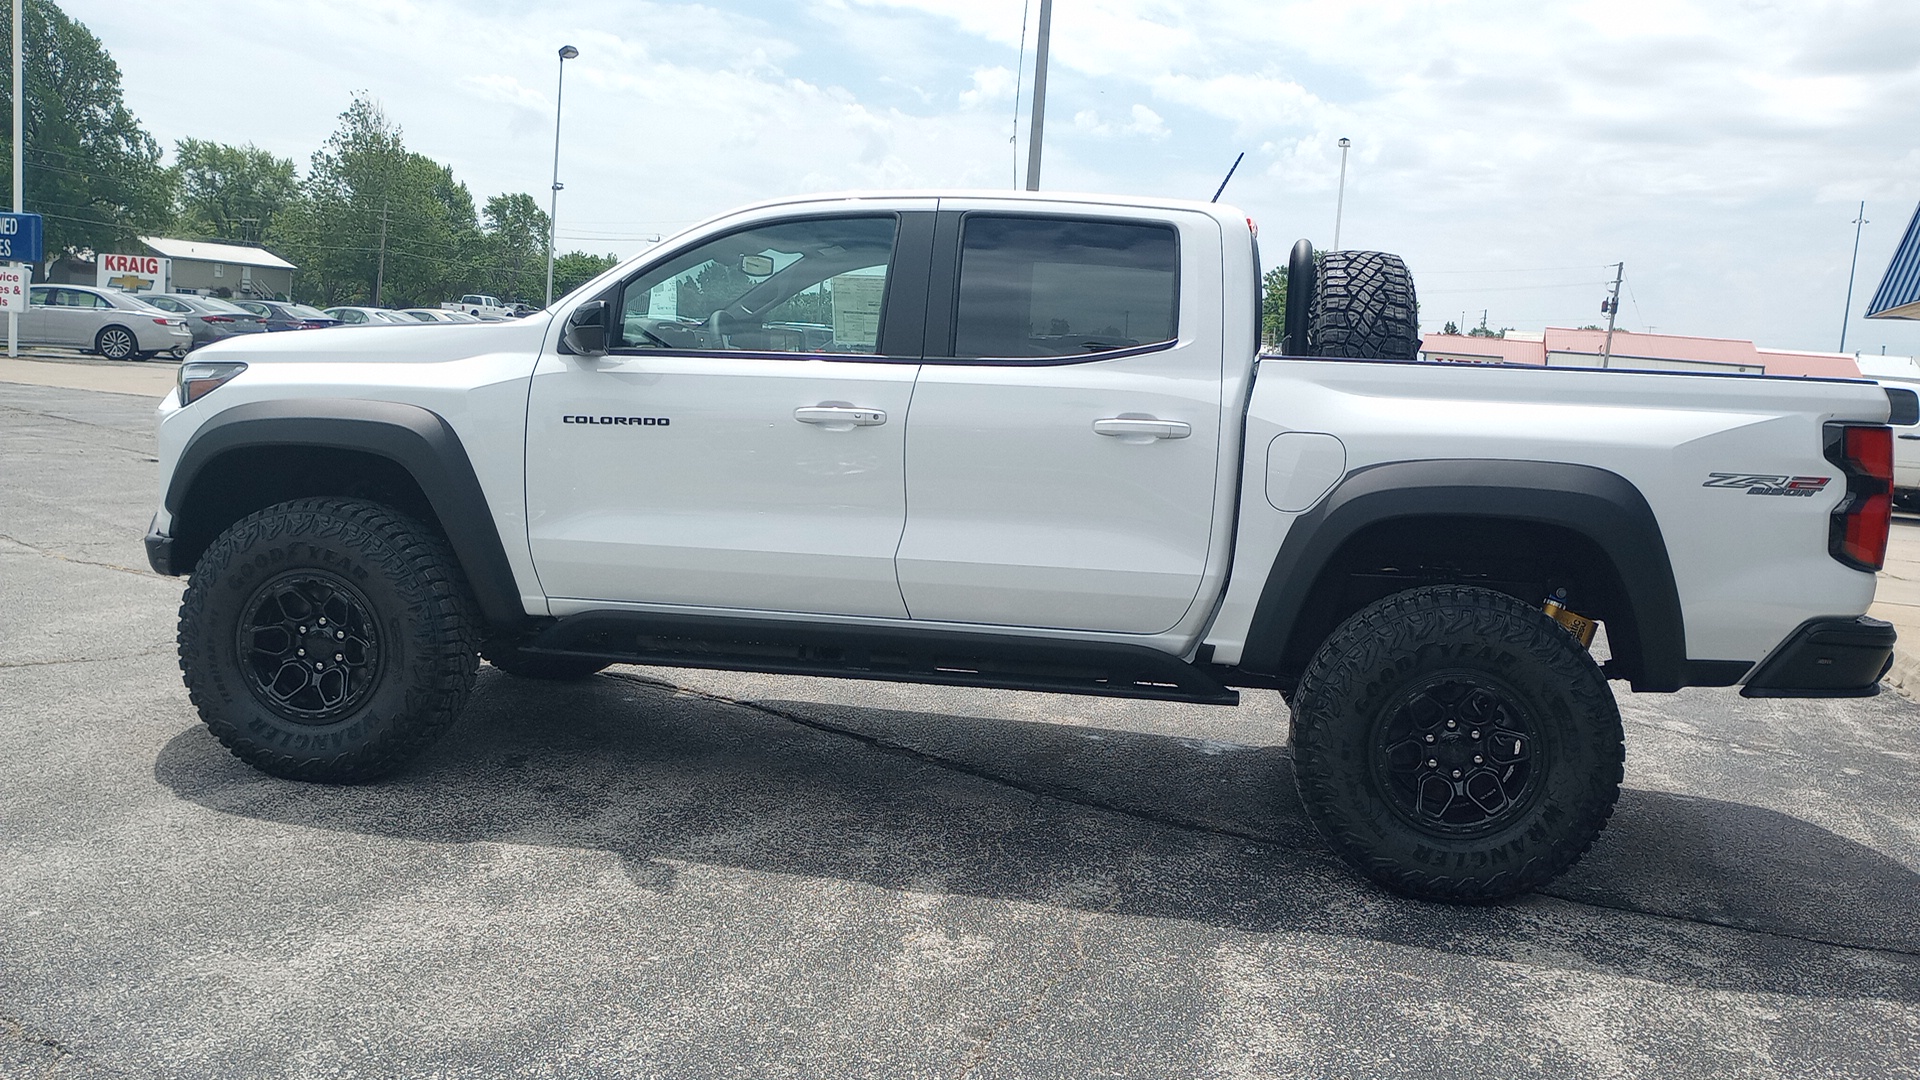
[147,191,1905,901]
[442,293,513,320]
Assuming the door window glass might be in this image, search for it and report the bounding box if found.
[953,216,1177,358]
[616,216,897,355]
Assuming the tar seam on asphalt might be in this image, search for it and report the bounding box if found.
[602,670,1920,964]
[0,534,159,580]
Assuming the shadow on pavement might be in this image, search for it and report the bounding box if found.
[155,668,1920,1002]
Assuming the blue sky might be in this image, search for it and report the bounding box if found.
[63,0,1920,355]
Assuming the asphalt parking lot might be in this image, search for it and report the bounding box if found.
[3,378,1919,1079]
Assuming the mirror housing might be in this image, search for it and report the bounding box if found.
[563,300,609,355]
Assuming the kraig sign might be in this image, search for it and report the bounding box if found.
[97,253,170,294]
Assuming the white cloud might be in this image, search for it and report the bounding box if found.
[56,0,1920,353]
[960,66,1017,107]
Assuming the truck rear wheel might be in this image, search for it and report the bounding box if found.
[1307,250,1420,361]
[177,497,479,782]
[1289,584,1623,902]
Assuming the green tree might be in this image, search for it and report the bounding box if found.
[172,138,298,244]
[276,95,479,307]
[476,192,549,302]
[0,0,173,266]
[1441,320,1459,335]
[552,250,619,300]
[1260,266,1288,349]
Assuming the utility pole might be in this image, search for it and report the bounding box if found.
[372,196,389,306]
[1332,137,1351,250]
[1023,0,1052,192]
[1840,201,1868,353]
[1599,261,1623,368]
[9,0,22,358]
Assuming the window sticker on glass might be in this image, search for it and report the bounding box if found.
[616,216,897,355]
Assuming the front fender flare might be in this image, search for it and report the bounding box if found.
[164,398,526,632]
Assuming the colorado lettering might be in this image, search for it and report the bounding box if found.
[563,415,670,426]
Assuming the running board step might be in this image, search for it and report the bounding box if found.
[524,611,1240,705]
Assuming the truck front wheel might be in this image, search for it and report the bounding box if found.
[1289,584,1623,902]
[177,497,479,782]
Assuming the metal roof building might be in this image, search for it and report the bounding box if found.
[137,236,297,301]
[1867,201,1920,321]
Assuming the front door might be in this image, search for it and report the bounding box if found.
[894,208,1225,634]
[527,207,932,619]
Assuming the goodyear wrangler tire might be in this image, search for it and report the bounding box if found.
[1290,585,1623,902]
[1306,250,1420,360]
[177,498,479,782]
[481,645,609,680]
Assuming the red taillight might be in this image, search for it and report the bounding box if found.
[202,315,234,323]
[1825,423,1893,571]
[152,317,169,325]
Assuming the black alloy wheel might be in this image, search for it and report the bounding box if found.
[178,497,479,782]
[1290,584,1623,902]
[236,570,382,722]
[1373,673,1540,834]
[95,325,137,361]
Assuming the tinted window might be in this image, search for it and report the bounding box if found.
[953,216,1177,358]
[616,216,897,355]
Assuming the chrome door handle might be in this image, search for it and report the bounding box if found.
[795,405,887,429]
[1093,417,1190,440]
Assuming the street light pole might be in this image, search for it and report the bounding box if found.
[10,0,22,358]
[1332,137,1351,251]
[545,44,579,308]
[1023,0,1052,192]
[1840,201,1868,353]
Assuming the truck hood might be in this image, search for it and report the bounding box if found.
[192,315,553,365]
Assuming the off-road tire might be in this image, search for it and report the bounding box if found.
[481,645,610,681]
[178,497,479,782]
[95,325,138,361]
[1290,584,1623,902]
[1306,250,1420,360]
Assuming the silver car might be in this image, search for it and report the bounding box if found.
[23,284,192,360]
[323,306,421,327]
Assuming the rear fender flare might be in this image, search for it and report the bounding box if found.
[1239,459,1690,690]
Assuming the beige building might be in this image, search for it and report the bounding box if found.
[1422,327,1859,378]
[137,237,296,300]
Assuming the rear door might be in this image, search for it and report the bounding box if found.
[894,204,1226,633]
[526,203,935,618]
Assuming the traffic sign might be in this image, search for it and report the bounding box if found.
[0,212,43,263]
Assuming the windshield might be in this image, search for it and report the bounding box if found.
[286,304,332,320]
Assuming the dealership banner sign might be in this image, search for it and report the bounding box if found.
[97,253,170,294]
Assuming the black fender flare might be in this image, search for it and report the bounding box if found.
[1239,459,1711,692]
[164,398,527,632]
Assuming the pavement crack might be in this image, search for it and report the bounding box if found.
[1537,888,1920,961]
[604,671,1920,966]
[0,648,174,670]
[0,533,158,578]
[600,670,1275,847]
[0,1013,131,1079]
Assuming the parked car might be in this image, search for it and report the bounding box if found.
[22,284,191,360]
[323,306,421,327]
[142,293,269,351]
[399,308,483,323]
[441,293,513,320]
[232,300,340,332]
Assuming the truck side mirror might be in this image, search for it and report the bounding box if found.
[563,300,609,355]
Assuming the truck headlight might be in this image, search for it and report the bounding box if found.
[177,360,247,405]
